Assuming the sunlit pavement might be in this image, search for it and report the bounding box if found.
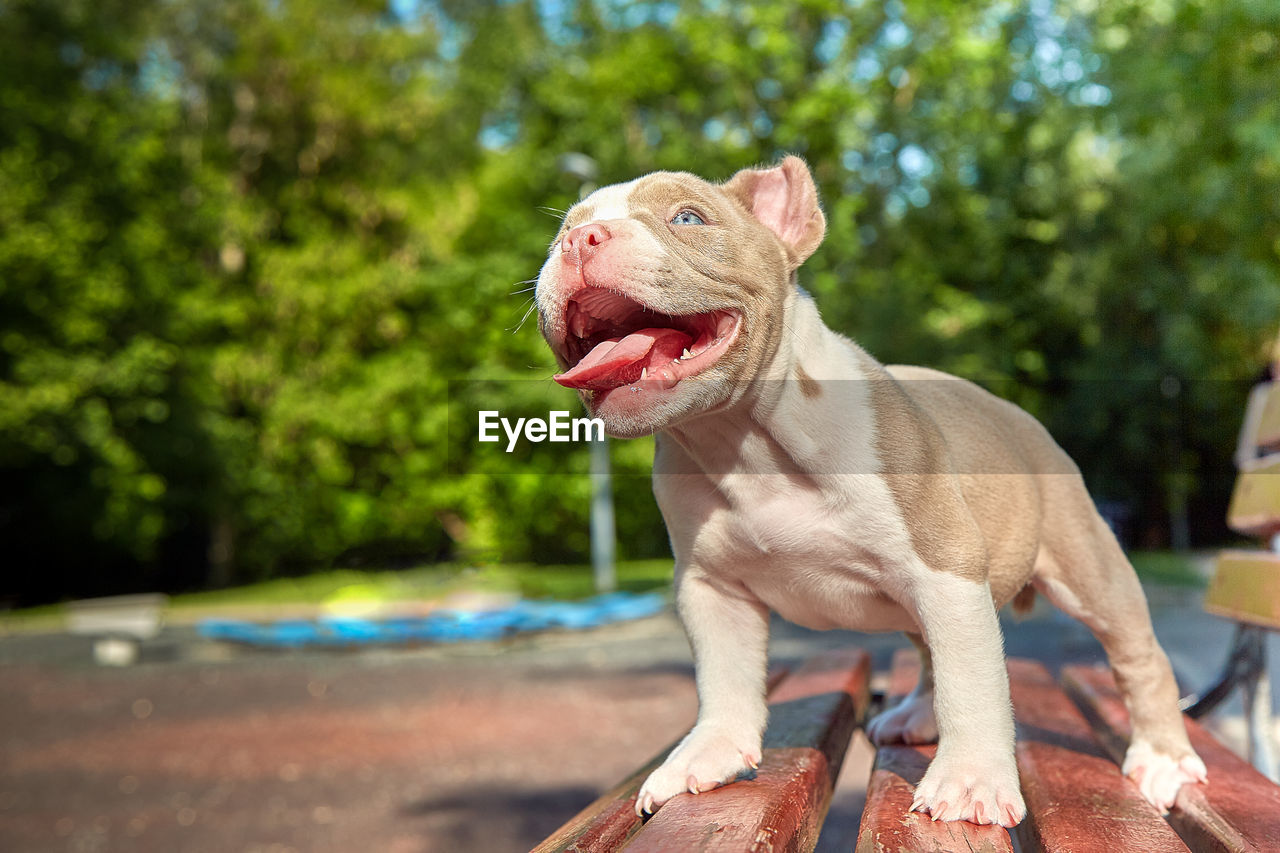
[1,584,1276,853]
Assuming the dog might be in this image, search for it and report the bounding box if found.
[533,156,1206,826]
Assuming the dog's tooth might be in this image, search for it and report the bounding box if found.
[682,348,693,360]
[640,367,648,380]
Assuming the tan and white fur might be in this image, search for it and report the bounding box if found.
[534,156,1206,826]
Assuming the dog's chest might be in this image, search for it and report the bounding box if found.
[718,482,855,558]
[681,474,920,633]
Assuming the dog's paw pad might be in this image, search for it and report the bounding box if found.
[910,755,1025,827]
[635,726,760,816]
[1122,741,1207,812]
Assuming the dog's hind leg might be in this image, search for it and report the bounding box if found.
[1033,486,1206,810]
[867,633,939,745]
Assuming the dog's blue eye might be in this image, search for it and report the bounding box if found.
[670,210,705,226]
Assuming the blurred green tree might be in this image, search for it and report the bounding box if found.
[0,0,229,599]
[2,0,1277,603]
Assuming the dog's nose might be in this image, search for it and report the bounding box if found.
[561,222,611,261]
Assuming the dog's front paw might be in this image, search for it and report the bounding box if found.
[1122,741,1207,812]
[635,724,762,816]
[910,751,1026,827]
[866,693,938,745]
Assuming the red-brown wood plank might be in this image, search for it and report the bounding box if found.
[1008,658,1189,852]
[531,667,793,853]
[628,648,871,852]
[623,747,836,853]
[1064,664,1280,853]
[530,748,671,853]
[1204,550,1280,631]
[1226,457,1280,537]
[855,649,1014,853]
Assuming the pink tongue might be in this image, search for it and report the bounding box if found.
[555,328,691,390]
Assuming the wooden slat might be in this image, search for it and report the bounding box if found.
[629,648,871,853]
[1204,550,1280,630]
[1008,659,1189,852]
[1247,382,1280,453]
[531,667,793,853]
[1064,664,1280,853]
[530,748,671,853]
[1259,390,1280,452]
[1226,456,1280,537]
[624,747,837,853]
[855,649,1014,853]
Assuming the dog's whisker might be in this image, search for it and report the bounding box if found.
[509,297,538,333]
[778,317,805,349]
[510,276,540,296]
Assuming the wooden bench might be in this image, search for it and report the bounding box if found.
[1182,375,1280,779]
[532,648,1280,852]
[1195,549,1278,779]
[65,593,168,666]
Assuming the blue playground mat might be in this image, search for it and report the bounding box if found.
[197,591,667,648]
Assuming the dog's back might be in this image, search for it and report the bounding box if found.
[886,364,1093,605]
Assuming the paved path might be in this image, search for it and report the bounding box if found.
[1,584,1276,853]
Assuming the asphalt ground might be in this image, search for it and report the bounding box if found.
[2,584,1277,853]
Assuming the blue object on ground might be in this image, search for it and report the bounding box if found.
[321,617,385,643]
[272,620,331,647]
[199,619,269,644]
[197,591,667,648]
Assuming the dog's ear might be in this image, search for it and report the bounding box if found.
[723,155,826,268]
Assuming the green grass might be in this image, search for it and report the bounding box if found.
[2,559,676,630]
[1128,550,1206,587]
[476,559,674,600]
[167,559,674,610]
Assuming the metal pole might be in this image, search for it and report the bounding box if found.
[589,436,616,592]
[1242,652,1278,781]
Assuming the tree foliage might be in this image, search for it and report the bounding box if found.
[2,0,1278,603]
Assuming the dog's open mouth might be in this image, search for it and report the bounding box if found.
[554,288,740,392]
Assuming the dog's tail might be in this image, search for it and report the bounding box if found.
[1010,583,1037,617]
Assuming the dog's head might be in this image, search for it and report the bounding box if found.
[535,156,825,437]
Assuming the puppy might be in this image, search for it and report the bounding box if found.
[534,156,1206,826]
